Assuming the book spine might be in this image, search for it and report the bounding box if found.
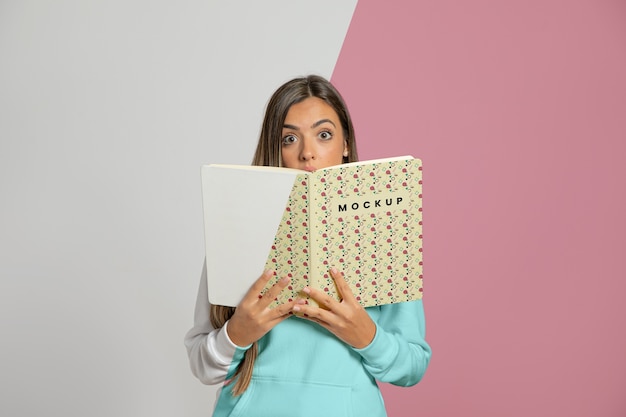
[264,174,311,307]
[309,170,341,303]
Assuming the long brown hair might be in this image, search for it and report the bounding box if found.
[212,75,359,396]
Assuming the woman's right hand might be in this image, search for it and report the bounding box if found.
[226,269,295,347]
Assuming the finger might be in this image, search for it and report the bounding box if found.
[329,267,356,303]
[299,314,325,327]
[246,269,276,299]
[303,286,336,310]
[292,303,333,326]
[269,299,298,320]
[261,276,291,305]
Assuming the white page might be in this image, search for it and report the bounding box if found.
[201,165,299,306]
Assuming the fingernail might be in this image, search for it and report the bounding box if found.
[280,277,289,284]
[303,287,311,294]
[293,306,301,312]
[331,267,338,274]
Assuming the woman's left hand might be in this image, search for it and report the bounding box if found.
[292,267,376,349]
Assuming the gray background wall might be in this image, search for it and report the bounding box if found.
[0,1,357,415]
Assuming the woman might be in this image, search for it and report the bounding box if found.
[185,75,431,417]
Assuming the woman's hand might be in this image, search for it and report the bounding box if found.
[292,268,376,349]
[227,270,295,347]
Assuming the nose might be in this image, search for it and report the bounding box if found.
[299,137,315,161]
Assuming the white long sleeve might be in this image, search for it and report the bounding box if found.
[184,262,239,385]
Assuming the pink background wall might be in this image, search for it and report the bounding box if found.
[332,1,626,416]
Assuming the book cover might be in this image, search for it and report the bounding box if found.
[201,156,423,308]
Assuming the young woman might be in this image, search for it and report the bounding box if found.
[185,75,431,417]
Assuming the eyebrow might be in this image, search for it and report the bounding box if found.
[283,119,337,130]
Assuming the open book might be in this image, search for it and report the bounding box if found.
[201,155,423,308]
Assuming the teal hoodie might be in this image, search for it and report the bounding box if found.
[211,300,430,417]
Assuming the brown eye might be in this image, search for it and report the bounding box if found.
[282,134,298,145]
[319,131,332,140]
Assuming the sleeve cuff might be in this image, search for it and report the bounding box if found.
[222,320,253,351]
[352,323,394,363]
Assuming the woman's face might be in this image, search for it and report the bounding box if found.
[280,97,348,171]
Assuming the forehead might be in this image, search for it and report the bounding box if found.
[284,97,340,124]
